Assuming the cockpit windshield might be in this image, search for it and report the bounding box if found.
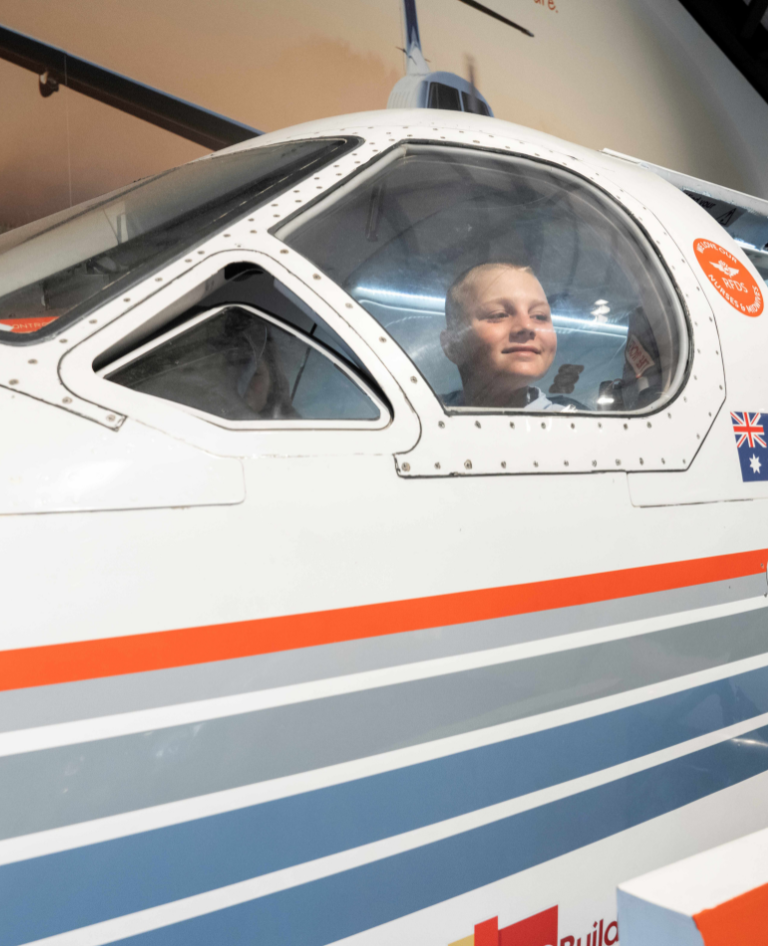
[0,137,357,342]
[281,145,689,414]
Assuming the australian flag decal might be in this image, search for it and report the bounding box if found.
[731,412,768,481]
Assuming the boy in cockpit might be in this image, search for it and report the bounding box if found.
[440,262,578,411]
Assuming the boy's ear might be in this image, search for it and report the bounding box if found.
[441,328,458,365]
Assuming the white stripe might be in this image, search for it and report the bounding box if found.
[18,711,768,946]
[1,596,764,759]
[3,646,768,869]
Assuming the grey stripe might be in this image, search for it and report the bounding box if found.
[1,605,767,840]
[1,574,763,734]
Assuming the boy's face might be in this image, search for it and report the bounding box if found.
[442,267,557,401]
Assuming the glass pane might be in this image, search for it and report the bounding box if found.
[428,83,462,111]
[460,91,490,115]
[282,146,687,414]
[744,248,768,286]
[143,260,375,381]
[106,306,380,422]
[0,137,357,342]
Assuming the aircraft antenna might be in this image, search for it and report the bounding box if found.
[466,55,480,113]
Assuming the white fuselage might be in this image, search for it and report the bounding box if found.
[0,110,767,946]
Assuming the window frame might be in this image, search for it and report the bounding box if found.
[99,302,390,431]
[58,248,421,459]
[269,124,725,477]
[17,120,723,473]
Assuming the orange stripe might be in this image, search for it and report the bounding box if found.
[694,881,768,944]
[0,548,765,692]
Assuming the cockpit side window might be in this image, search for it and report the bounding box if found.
[106,306,381,422]
[428,84,462,111]
[744,248,768,287]
[460,91,490,115]
[279,145,688,415]
[99,263,387,424]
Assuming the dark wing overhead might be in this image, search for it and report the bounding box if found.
[0,24,261,150]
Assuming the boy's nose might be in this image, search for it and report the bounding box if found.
[510,316,536,337]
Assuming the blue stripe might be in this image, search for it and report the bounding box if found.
[113,724,768,946]
[3,664,768,946]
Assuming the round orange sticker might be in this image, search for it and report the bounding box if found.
[693,238,763,317]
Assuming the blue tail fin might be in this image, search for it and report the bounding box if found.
[402,0,429,74]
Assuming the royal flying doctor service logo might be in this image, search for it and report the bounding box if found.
[731,412,768,481]
[693,239,763,316]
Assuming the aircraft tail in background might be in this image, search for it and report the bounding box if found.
[402,0,429,75]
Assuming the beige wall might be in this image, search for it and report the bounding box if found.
[0,0,766,228]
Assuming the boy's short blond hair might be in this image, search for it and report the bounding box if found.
[445,262,534,330]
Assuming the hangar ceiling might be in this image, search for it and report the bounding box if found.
[676,0,768,105]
